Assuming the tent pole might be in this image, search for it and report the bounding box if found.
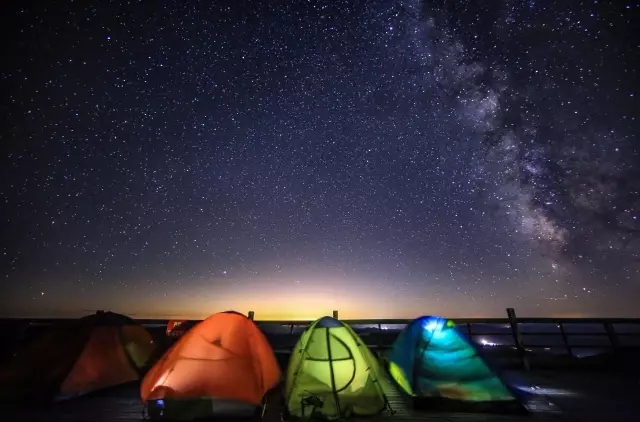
[325,327,341,417]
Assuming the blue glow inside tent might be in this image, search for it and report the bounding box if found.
[387,315,522,404]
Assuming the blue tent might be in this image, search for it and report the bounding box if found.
[386,316,526,413]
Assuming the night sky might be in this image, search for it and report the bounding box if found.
[2,1,639,320]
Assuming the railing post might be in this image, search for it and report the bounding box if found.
[289,324,295,349]
[604,322,619,351]
[557,322,572,356]
[332,310,339,319]
[506,308,529,370]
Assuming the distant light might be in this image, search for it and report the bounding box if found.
[513,385,577,397]
[479,338,497,346]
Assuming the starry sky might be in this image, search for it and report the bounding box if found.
[1,0,639,320]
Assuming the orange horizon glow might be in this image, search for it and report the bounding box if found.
[2,306,639,321]
[4,274,640,320]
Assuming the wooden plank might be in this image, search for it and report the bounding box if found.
[378,372,414,417]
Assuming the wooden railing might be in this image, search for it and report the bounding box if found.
[140,309,640,366]
[6,309,640,364]
[247,316,640,356]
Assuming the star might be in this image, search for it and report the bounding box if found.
[1,0,638,319]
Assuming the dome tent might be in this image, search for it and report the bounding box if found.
[285,316,392,420]
[386,315,526,413]
[141,311,282,420]
[0,311,157,405]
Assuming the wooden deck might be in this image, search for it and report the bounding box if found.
[3,370,586,422]
[369,372,564,422]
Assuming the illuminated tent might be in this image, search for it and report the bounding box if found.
[141,311,282,420]
[0,311,157,405]
[165,320,193,338]
[387,316,526,413]
[285,317,390,420]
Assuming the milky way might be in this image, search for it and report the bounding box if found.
[1,0,638,319]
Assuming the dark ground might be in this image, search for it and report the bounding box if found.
[3,365,640,422]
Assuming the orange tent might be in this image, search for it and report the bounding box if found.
[141,311,282,420]
[0,311,157,405]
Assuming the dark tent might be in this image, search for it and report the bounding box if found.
[0,311,158,405]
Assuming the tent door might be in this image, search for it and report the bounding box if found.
[300,393,324,417]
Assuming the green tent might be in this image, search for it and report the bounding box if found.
[285,317,390,419]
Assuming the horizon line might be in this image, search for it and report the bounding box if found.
[2,311,640,321]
